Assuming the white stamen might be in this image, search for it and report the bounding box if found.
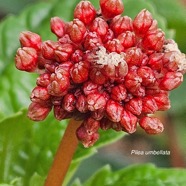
[95,46,127,67]
[163,39,186,72]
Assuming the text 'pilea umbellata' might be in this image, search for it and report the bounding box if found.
[15,0,186,147]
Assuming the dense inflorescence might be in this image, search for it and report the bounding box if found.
[15,0,186,147]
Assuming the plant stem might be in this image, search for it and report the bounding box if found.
[44,119,82,186]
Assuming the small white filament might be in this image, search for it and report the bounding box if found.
[163,39,186,72]
[95,46,127,67]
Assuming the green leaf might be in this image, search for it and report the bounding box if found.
[0,108,125,185]
[29,173,45,186]
[76,164,186,186]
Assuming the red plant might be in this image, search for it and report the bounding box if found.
[15,0,186,149]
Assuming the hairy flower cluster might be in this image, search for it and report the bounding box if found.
[15,0,186,147]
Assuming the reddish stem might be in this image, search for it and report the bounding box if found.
[44,119,82,186]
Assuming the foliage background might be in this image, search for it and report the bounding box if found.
[0,0,186,185]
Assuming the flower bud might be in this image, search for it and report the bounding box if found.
[89,17,109,39]
[125,47,143,66]
[76,94,88,113]
[15,47,38,72]
[36,73,51,87]
[153,92,171,111]
[50,17,66,38]
[74,1,96,25]
[30,86,51,105]
[19,31,42,50]
[67,19,86,43]
[62,93,76,112]
[70,61,90,83]
[76,123,99,147]
[83,81,100,96]
[87,93,107,111]
[110,16,133,36]
[54,105,72,120]
[100,0,124,19]
[139,116,164,134]
[120,110,138,134]
[41,40,59,60]
[106,100,123,122]
[142,29,165,52]
[89,68,107,85]
[159,72,183,91]
[133,9,153,36]
[117,31,136,49]
[105,39,124,53]
[137,66,156,86]
[111,84,127,101]
[142,96,158,114]
[125,97,142,115]
[83,32,103,50]
[48,72,70,96]
[54,43,74,62]
[27,102,51,121]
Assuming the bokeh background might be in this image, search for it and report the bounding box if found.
[0,0,186,184]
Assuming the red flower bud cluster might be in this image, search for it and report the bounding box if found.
[15,0,186,147]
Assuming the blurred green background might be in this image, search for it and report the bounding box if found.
[0,0,186,184]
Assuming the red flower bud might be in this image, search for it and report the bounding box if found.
[89,17,108,39]
[62,93,76,112]
[137,66,156,86]
[50,17,66,38]
[102,29,114,43]
[133,9,153,36]
[70,61,90,83]
[105,39,124,53]
[36,73,51,87]
[142,96,158,114]
[15,47,38,72]
[148,53,164,70]
[153,92,171,111]
[125,47,143,66]
[83,32,103,50]
[87,93,106,111]
[89,68,107,85]
[41,40,59,60]
[54,43,74,62]
[71,49,84,63]
[110,16,133,36]
[91,108,105,121]
[106,100,123,122]
[74,1,96,25]
[48,72,70,96]
[125,70,142,93]
[120,110,138,134]
[30,86,51,106]
[19,31,42,50]
[83,81,100,96]
[142,29,165,52]
[28,102,51,121]
[100,0,124,19]
[139,116,164,134]
[125,97,142,115]
[83,117,100,134]
[159,72,183,91]
[67,19,86,43]
[111,84,127,101]
[117,31,136,49]
[76,94,88,113]
[54,105,72,120]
